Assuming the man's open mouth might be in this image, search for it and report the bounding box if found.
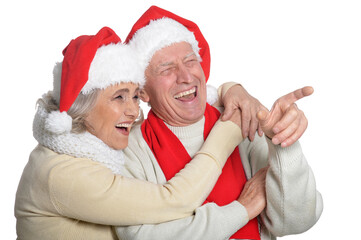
[174,87,197,100]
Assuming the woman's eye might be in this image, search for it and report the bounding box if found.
[116,95,124,100]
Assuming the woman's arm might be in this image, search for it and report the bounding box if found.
[49,119,243,226]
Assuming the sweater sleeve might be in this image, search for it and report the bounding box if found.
[242,135,323,237]
[261,138,323,236]
[49,119,243,226]
[115,201,248,240]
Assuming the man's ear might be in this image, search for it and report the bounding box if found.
[140,89,150,102]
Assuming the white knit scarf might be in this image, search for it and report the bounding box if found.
[33,106,125,175]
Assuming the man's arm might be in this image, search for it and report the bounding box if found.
[261,138,323,236]
[116,201,248,240]
[242,86,323,236]
[116,155,268,240]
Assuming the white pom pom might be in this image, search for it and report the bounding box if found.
[206,84,218,105]
[45,111,72,134]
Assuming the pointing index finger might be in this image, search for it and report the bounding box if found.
[280,86,314,107]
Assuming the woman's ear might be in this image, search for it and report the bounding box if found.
[140,89,150,102]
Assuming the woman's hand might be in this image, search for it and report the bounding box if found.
[221,84,267,141]
[226,108,242,130]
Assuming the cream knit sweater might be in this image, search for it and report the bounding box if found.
[15,106,244,240]
[116,117,323,240]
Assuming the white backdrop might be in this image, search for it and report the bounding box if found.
[1,0,360,239]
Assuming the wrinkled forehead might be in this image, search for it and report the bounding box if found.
[148,42,196,68]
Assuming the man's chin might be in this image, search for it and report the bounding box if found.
[179,111,205,124]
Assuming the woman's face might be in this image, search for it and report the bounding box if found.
[85,82,140,150]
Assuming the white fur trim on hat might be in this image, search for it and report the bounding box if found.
[85,43,145,94]
[206,84,218,105]
[129,18,200,74]
[52,43,145,101]
[44,110,73,134]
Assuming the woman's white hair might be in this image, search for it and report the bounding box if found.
[37,90,100,134]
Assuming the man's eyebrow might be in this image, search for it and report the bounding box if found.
[159,61,174,67]
[183,52,196,60]
[159,52,196,66]
[155,52,196,71]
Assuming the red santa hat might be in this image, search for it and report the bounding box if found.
[124,6,217,104]
[125,6,210,80]
[45,27,144,134]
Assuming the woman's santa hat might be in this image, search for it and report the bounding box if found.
[124,6,217,104]
[45,27,144,134]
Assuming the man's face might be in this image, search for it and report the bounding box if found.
[142,42,207,127]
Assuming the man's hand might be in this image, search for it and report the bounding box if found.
[221,84,267,141]
[237,167,268,220]
[257,86,314,148]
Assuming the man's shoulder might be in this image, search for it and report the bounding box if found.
[126,124,152,158]
[128,124,146,146]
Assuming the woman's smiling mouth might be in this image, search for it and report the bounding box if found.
[115,122,132,135]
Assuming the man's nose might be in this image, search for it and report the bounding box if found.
[176,64,192,83]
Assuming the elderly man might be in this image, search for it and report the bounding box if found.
[116,6,323,240]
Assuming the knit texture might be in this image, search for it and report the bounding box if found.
[33,105,125,174]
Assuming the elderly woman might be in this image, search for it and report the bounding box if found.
[15,27,245,239]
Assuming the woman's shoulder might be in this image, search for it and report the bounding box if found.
[30,145,74,164]
[28,145,101,175]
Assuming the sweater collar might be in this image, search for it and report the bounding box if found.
[33,106,124,174]
[164,117,205,140]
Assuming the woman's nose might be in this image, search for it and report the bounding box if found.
[124,100,139,119]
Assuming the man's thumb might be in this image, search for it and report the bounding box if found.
[256,110,269,122]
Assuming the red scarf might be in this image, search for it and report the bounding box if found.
[141,104,260,239]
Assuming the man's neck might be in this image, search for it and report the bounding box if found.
[164,117,205,157]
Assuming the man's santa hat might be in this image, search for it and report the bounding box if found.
[125,5,217,104]
[45,27,144,134]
